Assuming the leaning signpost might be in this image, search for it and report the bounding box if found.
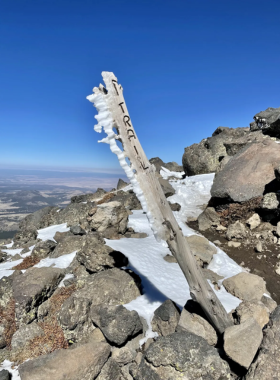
[87,72,233,334]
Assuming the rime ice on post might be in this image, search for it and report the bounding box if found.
[87,72,233,334]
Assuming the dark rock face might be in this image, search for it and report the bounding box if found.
[14,228,38,245]
[250,107,280,138]
[70,225,86,236]
[19,206,56,231]
[182,126,258,176]
[151,300,180,336]
[18,341,111,380]
[13,267,64,325]
[137,331,230,380]
[117,179,129,190]
[211,139,280,203]
[0,370,11,380]
[51,235,85,258]
[246,306,280,379]
[91,305,142,345]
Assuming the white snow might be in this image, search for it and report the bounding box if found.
[5,242,14,248]
[0,259,23,280]
[34,251,76,269]
[0,360,20,380]
[1,248,23,256]
[37,223,70,242]
[160,167,184,180]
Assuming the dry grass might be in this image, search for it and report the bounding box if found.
[96,192,115,205]
[0,299,17,350]
[12,255,41,270]
[11,284,76,364]
[216,196,263,227]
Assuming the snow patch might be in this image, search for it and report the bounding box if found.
[160,167,184,180]
[0,360,20,380]
[34,251,77,269]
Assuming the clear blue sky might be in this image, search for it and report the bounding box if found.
[1,0,280,173]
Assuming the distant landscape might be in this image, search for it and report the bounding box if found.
[0,168,127,239]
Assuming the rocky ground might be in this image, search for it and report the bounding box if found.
[0,107,280,379]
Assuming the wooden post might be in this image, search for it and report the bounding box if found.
[87,72,233,334]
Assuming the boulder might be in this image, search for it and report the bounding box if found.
[245,306,280,379]
[182,126,253,176]
[53,230,72,243]
[0,275,14,309]
[185,235,217,266]
[69,225,86,236]
[251,107,280,138]
[211,139,280,203]
[56,202,94,227]
[11,322,44,351]
[224,317,263,369]
[57,296,94,343]
[13,267,64,325]
[197,207,220,231]
[32,240,56,259]
[149,157,183,173]
[246,213,261,230]
[96,358,132,380]
[261,295,277,313]
[137,331,230,379]
[13,228,38,245]
[18,341,110,380]
[76,234,128,273]
[91,305,142,345]
[158,178,175,198]
[226,221,247,240]
[223,272,266,301]
[117,179,129,190]
[236,300,269,328]
[151,300,180,337]
[69,268,141,307]
[176,308,217,346]
[50,235,85,258]
[89,201,128,234]
[0,370,11,380]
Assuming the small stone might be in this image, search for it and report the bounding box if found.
[224,317,263,369]
[261,193,279,209]
[151,300,180,337]
[226,221,247,240]
[70,225,86,236]
[163,255,177,263]
[246,213,261,230]
[228,241,241,248]
[213,240,222,246]
[216,225,227,231]
[255,242,263,253]
[197,207,220,231]
[236,300,269,328]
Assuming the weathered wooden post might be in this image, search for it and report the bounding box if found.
[87,72,233,334]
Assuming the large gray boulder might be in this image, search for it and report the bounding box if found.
[32,240,56,259]
[91,304,142,345]
[50,235,85,258]
[250,107,280,138]
[222,272,266,301]
[137,331,230,379]
[224,317,263,369]
[11,322,44,351]
[182,126,253,176]
[89,201,129,234]
[13,267,64,325]
[246,306,280,379]
[18,341,110,380]
[68,268,141,307]
[211,139,280,203]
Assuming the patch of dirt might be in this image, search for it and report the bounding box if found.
[212,197,263,227]
[189,220,280,304]
[0,299,17,349]
[12,255,41,270]
[96,192,115,205]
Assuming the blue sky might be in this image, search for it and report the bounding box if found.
[1,0,280,173]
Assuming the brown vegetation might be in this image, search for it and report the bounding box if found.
[12,255,41,270]
[96,192,115,205]
[0,299,17,350]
